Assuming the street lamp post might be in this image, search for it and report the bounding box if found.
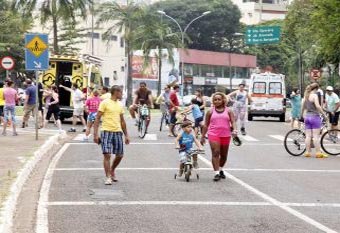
[157,10,211,107]
[228,33,244,92]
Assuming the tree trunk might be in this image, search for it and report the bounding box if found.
[52,16,59,54]
[126,41,133,107]
[157,48,162,96]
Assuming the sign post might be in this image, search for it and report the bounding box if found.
[25,33,49,140]
[0,56,15,79]
[245,26,281,45]
[310,69,321,81]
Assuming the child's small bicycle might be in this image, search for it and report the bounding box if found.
[174,149,204,182]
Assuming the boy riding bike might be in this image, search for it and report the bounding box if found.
[175,121,203,177]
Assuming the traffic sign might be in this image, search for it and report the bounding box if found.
[0,56,15,70]
[246,26,281,45]
[25,34,49,70]
[310,69,321,80]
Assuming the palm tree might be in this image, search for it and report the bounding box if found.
[97,1,143,106]
[135,12,182,96]
[13,0,92,54]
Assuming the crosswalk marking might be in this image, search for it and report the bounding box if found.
[73,134,85,141]
[143,134,157,141]
[240,135,259,142]
[269,135,286,141]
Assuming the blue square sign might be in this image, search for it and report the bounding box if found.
[25,34,49,70]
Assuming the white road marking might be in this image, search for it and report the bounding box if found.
[197,155,338,233]
[269,135,286,141]
[44,201,340,208]
[73,134,85,141]
[53,167,340,173]
[36,143,71,233]
[46,201,270,206]
[240,135,259,142]
[143,134,158,140]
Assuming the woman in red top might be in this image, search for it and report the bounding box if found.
[201,92,237,181]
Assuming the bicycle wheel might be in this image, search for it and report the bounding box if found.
[160,113,165,132]
[321,129,340,156]
[139,118,147,138]
[171,123,182,137]
[284,129,306,156]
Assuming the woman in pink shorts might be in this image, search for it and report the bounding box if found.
[201,92,237,181]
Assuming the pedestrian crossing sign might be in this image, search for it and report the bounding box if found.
[25,36,48,57]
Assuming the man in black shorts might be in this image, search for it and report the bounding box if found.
[129,82,154,125]
[325,86,340,130]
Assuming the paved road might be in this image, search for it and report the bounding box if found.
[35,117,340,233]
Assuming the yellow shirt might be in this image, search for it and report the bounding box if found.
[98,98,124,132]
[0,88,4,106]
[100,93,111,100]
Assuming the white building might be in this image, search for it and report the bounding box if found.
[231,0,291,25]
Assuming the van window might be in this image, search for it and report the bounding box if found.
[253,82,266,94]
[269,82,282,94]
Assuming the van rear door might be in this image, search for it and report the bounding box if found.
[267,81,284,111]
[251,81,268,111]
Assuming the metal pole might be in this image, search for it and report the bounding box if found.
[35,71,39,140]
[229,52,232,92]
[91,2,94,56]
[259,0,263,23]
[6,70,9,80]
[298,47,302,94]
[181,34,185,107]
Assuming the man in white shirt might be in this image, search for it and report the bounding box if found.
[60,83,87,132]
[325,86,340,130]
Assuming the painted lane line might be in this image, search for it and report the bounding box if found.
[36,143,71,233]
[53,167,340,173]
[44,201,340,208]
[240,135,259,142]
[46,201,271,206]
[67,142,284,146]
[287,203,340,208]
[197,155,337,233]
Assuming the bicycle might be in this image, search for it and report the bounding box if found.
[174,149,204,182]
[137,104,150,138]
[284,115,340,156]
[171,112,195,137]
[159,103,170,132]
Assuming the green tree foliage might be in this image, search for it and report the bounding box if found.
[0,1,32,74]
[310,0,340,64]
[151,0,241,52]
[134,10,182,96]
[14,0,92,54]
[97,1,144,106]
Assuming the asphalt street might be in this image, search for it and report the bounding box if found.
[36,116,340,233]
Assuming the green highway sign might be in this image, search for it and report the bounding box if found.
[246,26,281,45]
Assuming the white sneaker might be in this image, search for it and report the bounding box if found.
[105,177,112,185]
[83,136,89,141]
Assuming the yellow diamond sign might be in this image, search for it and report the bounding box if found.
[25,36,48,57]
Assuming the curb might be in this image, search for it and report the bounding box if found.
[0,132,67,233]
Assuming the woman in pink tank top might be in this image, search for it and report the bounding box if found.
[201,92,237,181]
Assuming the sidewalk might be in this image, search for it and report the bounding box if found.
[0,122,68,232]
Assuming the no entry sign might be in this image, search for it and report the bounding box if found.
[1,56,15,70]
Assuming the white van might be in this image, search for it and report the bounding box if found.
[248,72,286,122]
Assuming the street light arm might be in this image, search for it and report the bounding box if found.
[161,14,183,35]
[184,15,205,34]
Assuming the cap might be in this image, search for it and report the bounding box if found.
[326,86,334,91]
[239,80,246,87]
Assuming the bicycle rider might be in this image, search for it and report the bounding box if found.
[175,121,203,177]
[129,82,154,125]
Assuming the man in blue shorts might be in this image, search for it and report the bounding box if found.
[94,86,130,185]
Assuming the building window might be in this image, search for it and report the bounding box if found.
[87,32,100,39]
[110,35,118,41]
[193,64,200,76]
[120,37,124,47]
[121,66,125,72]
